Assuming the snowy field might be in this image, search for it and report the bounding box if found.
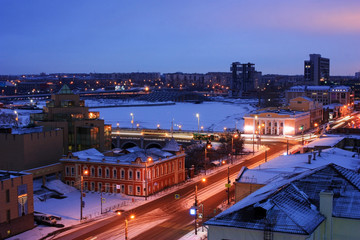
[5,99,256,132]
[92,101,255,132]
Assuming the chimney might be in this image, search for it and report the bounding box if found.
[308,155,312,164]
[320,190,333,239]
[313,151,316,160]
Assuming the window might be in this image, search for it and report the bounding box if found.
[84,182,88,191]
[66,166,70,176]
[113,169,117,179]
[98,168,102,177]
[7,209,10,222]
[156,167,159,177]
[106,168,110,178]
[121,169,125,179]
[136,171,141,180]
[98,182,102,192]
[113,184,117,193]
[105,183,110,192]
[66,181,70,185]
[161,166,163,175]
[6,189,10,203]
[71,167,75,176]
[128,185,133,195]
[136,186,141,195]
[121,184,125,193]
[129,170,133,180]
[179,161,182,169]
[91,167,95,177]
[71,181,75,186]
[91,182,95,191]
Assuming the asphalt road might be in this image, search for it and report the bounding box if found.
[57,142,287,240]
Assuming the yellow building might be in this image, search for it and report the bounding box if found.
[289,96,323,127]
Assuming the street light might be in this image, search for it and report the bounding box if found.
[253,116,258,155]
[204,141,212,175]
[145,157,152,200]
[192,178,206,235]
[130,113,134,129]
[14,110,18,127]
[196,113,200,133]
[80,169,89,220]
[231,132,239,164]
[117,212,135,240]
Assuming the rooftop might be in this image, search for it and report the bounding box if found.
[62,146,179,166]
[237,147,360,185]
[0,170,31,181]
[207,164,360,234]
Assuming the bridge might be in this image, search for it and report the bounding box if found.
[111,128,196,149]
[111,128,305,149]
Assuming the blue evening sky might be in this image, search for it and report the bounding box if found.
[1,0,360,75]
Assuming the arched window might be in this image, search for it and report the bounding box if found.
[120,169,125,179]
[129,169,133,180]
[91,166,95,177]
[98,167,102,177]
[113,168,117,179]
[136,170,141,180]
[105,168,110,178]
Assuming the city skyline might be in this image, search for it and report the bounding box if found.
[1,0,360,75]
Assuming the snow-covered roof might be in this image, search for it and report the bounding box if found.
[330,86,351,92]
[162,138,181,152]
[206,164,360,234]
[63,147,176,165]
[306,86,330,91]
[324,103,343,109]
[237,147,360,185]
[304,135,344,148]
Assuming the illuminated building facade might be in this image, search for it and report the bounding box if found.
[61,141,186,196]
[31,85,111,153]
[244,109,310,136]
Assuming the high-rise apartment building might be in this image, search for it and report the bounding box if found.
[230,62,261,97]
[304,54,330,85]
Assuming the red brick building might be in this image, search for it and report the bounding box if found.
[61,140,186,196]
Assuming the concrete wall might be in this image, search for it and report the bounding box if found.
[332,217,360,240]
[207,225,309,240]
[0,129,63,171]
[234,182,264,203]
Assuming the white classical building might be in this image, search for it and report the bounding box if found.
[243,108,310,136]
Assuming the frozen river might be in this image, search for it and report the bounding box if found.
[91,101,255,132]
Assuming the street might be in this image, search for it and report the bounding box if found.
[56,142,288,240]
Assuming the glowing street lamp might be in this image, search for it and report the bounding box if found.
[145,157,152,200]
[80,169,89,220]
[130,113,134,129]
[231,132,239,164]
[196,113,200,133]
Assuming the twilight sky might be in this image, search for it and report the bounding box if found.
[1,0,360,75]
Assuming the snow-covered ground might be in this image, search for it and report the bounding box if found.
[93,101,255,132]
[5,99,255,132]
[9,144,265,240]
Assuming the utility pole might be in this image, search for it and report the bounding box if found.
[125,219,129,240]
[80,174,83,220]
[195,185,198,235]
[227,166,230,205]
[100,190,103,214]
[287,139,289,155]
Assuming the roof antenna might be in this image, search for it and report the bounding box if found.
[171,118,174,138]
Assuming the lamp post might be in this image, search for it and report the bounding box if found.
[80,169,89,220]
[14,110,18,127]
[204,141,212,175]
[145,157,152,200]
[231,133,239,164]
[253,116,258,155]
[130,113,134,129]
[196,113,200,133]
[192,178,206,235]
[116,212,135,240]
